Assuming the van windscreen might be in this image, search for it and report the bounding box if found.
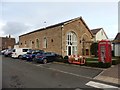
[13,49,16,52]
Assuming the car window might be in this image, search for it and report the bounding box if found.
[13,49,16,52]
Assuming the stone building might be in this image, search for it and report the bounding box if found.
[0,35,15,50]
[19,17,93,56]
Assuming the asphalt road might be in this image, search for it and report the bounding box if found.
[2,55,113,89]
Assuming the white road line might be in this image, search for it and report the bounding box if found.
[86,81,119,89]
[53,62,104,70]
[39,65,92,79]
[36,64,42,66]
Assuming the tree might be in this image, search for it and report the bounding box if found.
[90,43,98,57]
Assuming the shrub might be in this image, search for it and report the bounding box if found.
[63,56,69,63]
[98,62,111,68]
[90,43,98,57]
[84,62,99,67]
[112,60,120,65]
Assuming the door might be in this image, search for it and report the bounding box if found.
[68,46,71,55]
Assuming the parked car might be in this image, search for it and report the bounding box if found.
[21,52,31,60]
[11,48,31,58]
[1,49,7,55]
[34,52,63,64]
[26,50,44,61]
[4,49,14,57]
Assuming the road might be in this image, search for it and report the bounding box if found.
[2,55,119,89]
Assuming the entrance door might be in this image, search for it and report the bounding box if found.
[68,46,71,55]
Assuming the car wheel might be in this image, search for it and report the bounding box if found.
[43,59,47,64]
[33,58,37,63]
[18,55,22,59]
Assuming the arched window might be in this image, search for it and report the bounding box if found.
[36,39,40,48]
[66,32,77,55]
[43,37,47,48]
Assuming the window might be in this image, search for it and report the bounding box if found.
[43,37,47,48]
[25,41,26,47]
[13,49,16,52]
[23,49,28,52]
[36,39,40,48]
[30,40,32,48]
[66,32,77,55]
[51,39,53,42]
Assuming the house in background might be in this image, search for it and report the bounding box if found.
[0,35,15,50]
[113,32,120,57]
[91,28,108,42]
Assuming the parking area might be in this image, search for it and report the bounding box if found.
[2,54,120,89]
[2,55,102,88]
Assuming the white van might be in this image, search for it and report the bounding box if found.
[11,48,30,58]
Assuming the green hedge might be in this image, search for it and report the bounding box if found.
[56,56,120,68]
[98,62,112,68]
[112,60,120,65]
[84,61,99,67]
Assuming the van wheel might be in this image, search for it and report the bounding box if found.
[43,59,47,64]
[18,55,22,59]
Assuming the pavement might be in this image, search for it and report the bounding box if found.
[94,64,120,85]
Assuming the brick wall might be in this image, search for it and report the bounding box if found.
[19,26,62,55]
[0,37,15,50]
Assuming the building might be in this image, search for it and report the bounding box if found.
[0,35,15,50]
[19,17,93,56]
[113,32,120,57]
[91,28,108,42]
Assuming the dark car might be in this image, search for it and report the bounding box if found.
[21,52,32,60]
[34,52,63,64]
[26,50,44,61]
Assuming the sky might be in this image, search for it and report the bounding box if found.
[0,0,119,42]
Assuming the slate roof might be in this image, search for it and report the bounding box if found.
[91,28,102,35]
[114,32,120,40]
[19,16,93,37]
[113,32,120,44]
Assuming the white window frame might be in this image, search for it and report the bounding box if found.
[36,39,40,48]
[43,37,47,48]
[66,32,77,55]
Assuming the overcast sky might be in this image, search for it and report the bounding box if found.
[0,0,119,42]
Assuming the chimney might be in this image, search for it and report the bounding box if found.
[9,35,11,38]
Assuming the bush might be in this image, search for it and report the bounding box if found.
[63,56,69,63]
[84,62,99,67]
[98,62,112,68]
[90,43,98,57]
[112,60,120,65]
[84,58,112,68]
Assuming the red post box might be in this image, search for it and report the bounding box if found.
[98,40,112,63]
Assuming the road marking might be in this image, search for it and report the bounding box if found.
[39,65,92,79]
[36,64,43,66]
[53,62,104,70]
[86,81,119,89]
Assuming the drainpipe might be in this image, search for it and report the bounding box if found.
[61,25,64,56]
